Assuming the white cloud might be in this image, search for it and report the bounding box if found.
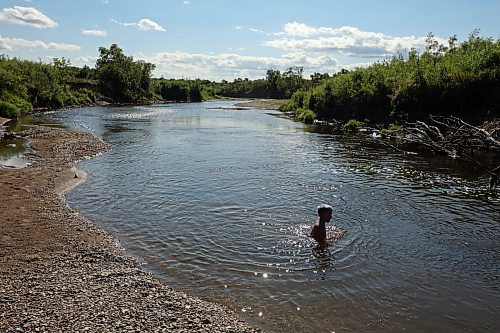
[138,51,341,81]
[136,19,165,31]
[266,22,446,57]
[74,55,99,64]
[340,61,374,71]
[249,28,264,34]
[0,6,58,29]
[183,1,192,4]
[274,22,326,37]
[111,18,165,32]
[0,35,80,51]
[235,25,266,34]
[134,23,411,80]
[81,29,107,37]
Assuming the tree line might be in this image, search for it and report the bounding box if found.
[151,66,309,102]
[280,31,500,125]
[0,55,95,118]
[0,43,312,118]
[1,32,499,127]
[0,44,156,118]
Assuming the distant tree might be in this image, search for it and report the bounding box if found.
[189,83,203,102]
[310,72,330,85]
[282,66,305,97]
[266,69,283,98]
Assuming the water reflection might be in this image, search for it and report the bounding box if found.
[102,123,136,133]
[1,115,67,168]
[311,247,333,280]
[1,118,27,168]
[0,137,27,168]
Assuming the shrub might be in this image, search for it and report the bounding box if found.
[278,100,295,111]
[296,108,316,124]
[343,119,364,132]
[0,100,21,118]
[0,90,31,118]
[380,123,403,135]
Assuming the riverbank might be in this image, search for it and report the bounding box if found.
[0,125,260,332]
[233,99,285,110]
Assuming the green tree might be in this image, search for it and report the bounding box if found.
[285,31,500,125]
[95,44,155,103]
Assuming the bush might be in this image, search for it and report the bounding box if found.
[0,90,31,118]
[0,100,21,118]
[278,99,295,111]
[296,107,316,124]
[380,123,403,135]
[343,119,364,132]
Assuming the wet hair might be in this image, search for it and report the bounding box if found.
[317,204,333,215]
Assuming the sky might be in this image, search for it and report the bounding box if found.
[1,0,499,81]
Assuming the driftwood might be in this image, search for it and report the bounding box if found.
[367,116,500,188]
[393,116,500,157]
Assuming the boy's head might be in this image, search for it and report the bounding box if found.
[317,204,333,222]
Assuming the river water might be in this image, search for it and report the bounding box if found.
[46,101,499,332]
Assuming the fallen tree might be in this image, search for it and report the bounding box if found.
[369,116,499,189]
[407,116,499,156]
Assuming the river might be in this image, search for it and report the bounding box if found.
[45,101,499,332]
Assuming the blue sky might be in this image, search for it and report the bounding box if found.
[1,0,499,80]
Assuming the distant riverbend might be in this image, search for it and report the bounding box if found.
[44,101,499,332]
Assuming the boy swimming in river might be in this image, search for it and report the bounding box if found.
[310,204,333,245]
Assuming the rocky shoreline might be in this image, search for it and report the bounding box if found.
[0,126,261,332]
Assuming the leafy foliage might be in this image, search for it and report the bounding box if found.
[285,32,500,125]
[0,44,157,118]
[0,55,101,118]
[342,119,364,132]
[96,44,155,103]
[296,108,316,124]
[208,67,309,99]
[152,79,203,102]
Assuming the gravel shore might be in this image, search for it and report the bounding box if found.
[232,100,285,110]
[0,125,261,332]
